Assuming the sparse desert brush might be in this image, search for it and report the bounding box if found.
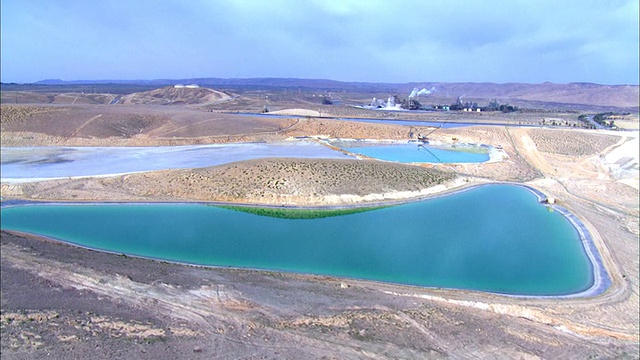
[528,129,620,156]
[0,105,62,125]
[171,158,452,202]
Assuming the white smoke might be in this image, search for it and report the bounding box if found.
[386,96,395,108]
[408,87,436,98]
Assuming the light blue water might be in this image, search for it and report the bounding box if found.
[0,185,593,295]
[338,142,490,163]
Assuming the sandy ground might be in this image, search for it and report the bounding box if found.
[1,103,639,358]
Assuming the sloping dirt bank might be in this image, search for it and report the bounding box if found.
[2,230,638,359]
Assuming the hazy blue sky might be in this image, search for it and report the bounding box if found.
[2,0,638,84]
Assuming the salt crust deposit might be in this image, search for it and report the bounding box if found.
[602,131,639,189]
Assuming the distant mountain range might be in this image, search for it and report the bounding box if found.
[3,77,638,109]
[31,77,407,92]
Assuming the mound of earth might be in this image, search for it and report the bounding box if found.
[0,105,298,145]
[2,158,458,206]
[0,105,169,139]
[527,129,621,156]
[0,91,118,105]
[120,86,232,105]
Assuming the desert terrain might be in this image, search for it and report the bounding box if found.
[1,82,639,359]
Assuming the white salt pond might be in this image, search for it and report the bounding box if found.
[1,141,353,182]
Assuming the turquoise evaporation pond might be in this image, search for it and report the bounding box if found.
[0,185,593,296]
[338,141,489,163]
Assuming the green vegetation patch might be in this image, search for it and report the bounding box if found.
[216,204,391,220]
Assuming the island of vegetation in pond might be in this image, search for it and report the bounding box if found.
[215,205,391,219]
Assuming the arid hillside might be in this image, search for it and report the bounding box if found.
[424,82,639,109]
[0,91,118,105]
[0,105,295,145]
[120,86,233,105]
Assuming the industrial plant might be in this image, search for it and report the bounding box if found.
[173,84,200,89]
[357,86,519,113]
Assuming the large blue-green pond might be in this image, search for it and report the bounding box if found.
[0,184,594,296]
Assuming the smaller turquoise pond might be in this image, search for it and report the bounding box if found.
[332,140,490,163]
[0,185,597,296]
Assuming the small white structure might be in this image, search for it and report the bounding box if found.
[185,84,200,88]
[174,84,185,88]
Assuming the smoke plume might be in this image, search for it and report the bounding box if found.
[408,87,436,98]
